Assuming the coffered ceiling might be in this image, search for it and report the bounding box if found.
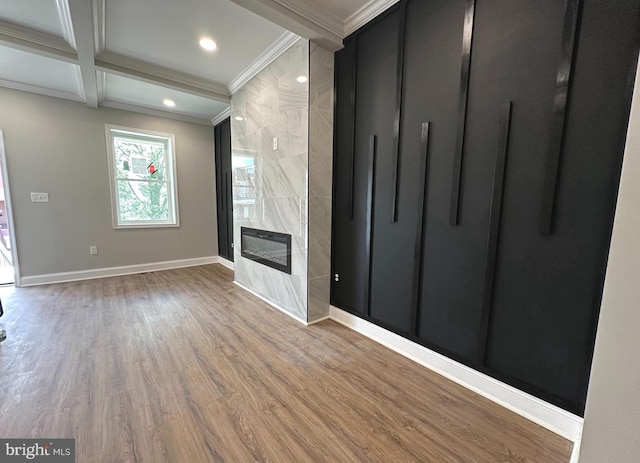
[0,0,398,125]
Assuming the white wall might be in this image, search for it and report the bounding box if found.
[0,87,218,279]
[578,59,640,462]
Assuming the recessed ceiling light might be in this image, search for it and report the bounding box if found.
[235,116,244,121]
[199,38,217,51]
[296,75,308,83]
[163,99,176,107]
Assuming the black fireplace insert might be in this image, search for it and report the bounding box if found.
[240,227,292,274]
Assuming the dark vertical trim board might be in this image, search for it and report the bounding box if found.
[450,0,476,226]
[477,102,512,365]
[539,0,580,235]
[411,122,431,336]
[348,37,359,221]
[365,135,377,316]
[390,3,408,223]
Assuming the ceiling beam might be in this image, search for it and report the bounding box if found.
[92,0,106,54]
[95,51,230,103]
[67,0,99,108]
[0,78,84,103]
[0,19,77,63]
[230,0,343,52]
[100,101,214,126]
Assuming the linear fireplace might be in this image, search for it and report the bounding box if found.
[240,227,292,274]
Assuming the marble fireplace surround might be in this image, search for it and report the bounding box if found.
[230,38,333,324]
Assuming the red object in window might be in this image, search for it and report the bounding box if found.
[149,165,156,174]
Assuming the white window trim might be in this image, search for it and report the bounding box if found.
[105,124,180,229]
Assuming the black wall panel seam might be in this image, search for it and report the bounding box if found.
[365,135,377,316]
[539,0,581,235]
[449,0,476,226]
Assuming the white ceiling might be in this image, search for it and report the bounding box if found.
[0,0,66,38]
[0,45,82,99]
[0,0,395,125]
[105,0,286,84]
[104,73,230,121]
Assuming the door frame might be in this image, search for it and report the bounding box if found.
[0,130,21,286]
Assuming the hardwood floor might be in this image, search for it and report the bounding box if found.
[0,264,573,462]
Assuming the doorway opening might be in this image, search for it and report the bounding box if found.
[0,131,17,286]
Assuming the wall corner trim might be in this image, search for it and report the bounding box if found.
[19,256,220,286]
[329,305,584,442]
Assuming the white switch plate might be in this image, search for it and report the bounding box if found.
[89,246,98,255]
[30,192,49,203]
[272,137,278,150]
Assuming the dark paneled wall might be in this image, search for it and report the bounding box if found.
[330,0,640,415]
[214,118,234,261]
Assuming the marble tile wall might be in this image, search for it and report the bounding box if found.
[307,43,334,323]
[231,39,310,321]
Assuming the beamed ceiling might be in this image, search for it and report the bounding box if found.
[0,0,398,125]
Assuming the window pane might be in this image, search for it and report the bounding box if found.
[117,180,170,222]
[114,138,167,181]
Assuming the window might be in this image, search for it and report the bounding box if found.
[105,125,179,228]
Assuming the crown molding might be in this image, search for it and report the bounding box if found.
[100,100,214,126]
[0,78,84,103]
[211,107,231,127]
[230,0,342,51]
[55,0,77,50]
[344,0,400,36]
[227,31,300,95]
[92,0,106,54]
[273,0,343,38]
[95,51,230,102]
[0,19,78,63]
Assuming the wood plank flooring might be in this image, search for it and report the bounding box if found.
[0,264,573,462]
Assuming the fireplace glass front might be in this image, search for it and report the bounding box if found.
[240,227,292,274]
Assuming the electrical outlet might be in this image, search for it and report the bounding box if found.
[272,137,278,150]
[89,246,98,255]
[30,192,49,203]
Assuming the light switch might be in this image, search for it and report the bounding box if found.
[30,192,49,203]
[272,137,278,150]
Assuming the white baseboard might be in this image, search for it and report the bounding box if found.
[233,281,307,325]
[329,306,584,442]
[19,256,220,286]
[218,257,235,271]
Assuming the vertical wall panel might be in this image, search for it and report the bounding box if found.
[485,0,640,414]
[331,39,369,314]
[354,8,418,332]
[403,0,485,361]
[215,118,233,261]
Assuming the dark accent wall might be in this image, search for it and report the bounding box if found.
[214,118,234,261]
[330,0,640,415]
